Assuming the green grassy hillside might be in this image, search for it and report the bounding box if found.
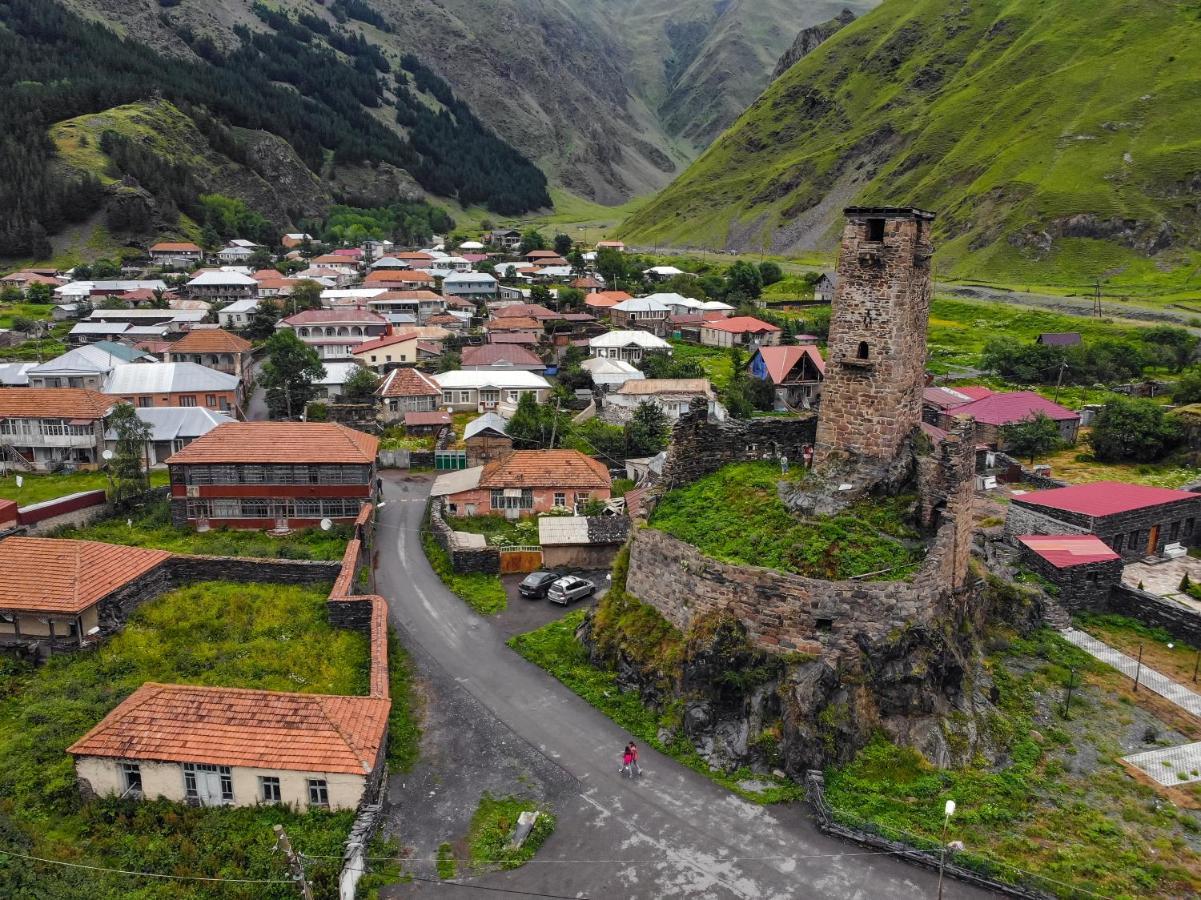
[621,0,1201,286]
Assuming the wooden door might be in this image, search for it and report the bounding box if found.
[1147,525,1160,556]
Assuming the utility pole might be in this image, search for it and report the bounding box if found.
[549,396,562,449]
[1052,360,1068,404]
[1093,278,1103,318]
[273,824,314,900]
[1062,667,1076,718]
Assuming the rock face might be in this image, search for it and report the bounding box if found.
[772,8,857,80]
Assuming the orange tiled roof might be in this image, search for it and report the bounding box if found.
[377,367,441,398]
[486,317,542,331]
[373,290,442,301]
[67,683,390,775]
[150,242,202,253]
[0,388,115,420]
[0,537,170,614]
[479,450,610,489]
[584,291,633,308]
[354,331,421,354]
[165,422,379,464]
[169,329,253,354]
[364,270,433,285]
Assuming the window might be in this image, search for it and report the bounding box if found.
[856,341,870,360]
[866,218,885,242]
[122,763,142,795]
[815,617,834,632]
[458,391,471,404]
[180,395,197,407]
[205,394,217,408]
[308,779,329,807]
[554,492,566,508]
[184,765,197,799]
[1112,533,1124,552]
[1171,521,1181,541]
[443,391,455,405]
[137,396,151,408]
[260,776,282,803]
[1188,518,1196,536]
[220,767,233,802]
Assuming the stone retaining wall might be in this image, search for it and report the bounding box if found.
[1107,583,1201,646]
[428,496,500,574]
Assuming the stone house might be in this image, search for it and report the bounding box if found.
[539,515,631,568]
[377,367,442,421]
[431,449,611,518]
[166,422,379,529]
[1016,534,1123,611]
[609,297,671,333]
[1005,481,1201,560]
[0,537,170,654]
[939,390,1080,449]
[69,682,389,812]
[0,387,116,470]
[748,345,825,408]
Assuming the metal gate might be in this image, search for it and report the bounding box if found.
[499,547,543,574]
[434,450,468,470]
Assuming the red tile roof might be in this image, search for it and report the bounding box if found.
[494,303,557,320]
[378,367,441,398]
[0,537,170,614]
[354,331,421,354]
[372,290,442,301]
[281,308,387,326]
[364,270,432,285]
[571,277,603,289]
[753,345,825,383]
[488,332,541,344]
[525,250,560,259]
[0,388,115,420]
[404,411,452,427]
[479,450,610,489]
[166,422,378,464]
[311,253,358,266]
[67,683,390,775]
[461,344,543,368]
[169,328,253,354]
[1018,534,1120,568]
[949,391,1078,426]
[585,291,632,309]
[702,316,781,334]
[150,242,201,253]
[1012,482,1200,518]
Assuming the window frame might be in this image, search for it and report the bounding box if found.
[307,778,329,808]
[260,776,282,804]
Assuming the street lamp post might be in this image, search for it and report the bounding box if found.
[1133,643,1144,692]
[1062,666,1076,718]
[937,799,955,900]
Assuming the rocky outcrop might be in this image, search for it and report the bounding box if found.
[772,9,857,80]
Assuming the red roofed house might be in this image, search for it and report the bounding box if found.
[492,303,558,321]
[461,344,545,372]
[352,331,421,372]
[0,387,117,470]
[748,345,826,408]
[1006,481,1201,561]
[164,328,254,381]
[700,316,782,349]
[941,390,1080,449]
[1016,534,1124,610]
[166,422,379,529]
[149,242,203,269]
[922,385,994,424]
[364,269,434,289]
[277,308,389,360]
[0,537,171,653]
[69,682,389,811]
[377,367,443,421]
[431,449,611,518]
[403,410,453,433]
[584,291,633,313]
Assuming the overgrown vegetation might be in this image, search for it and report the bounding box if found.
[466,794,556,871]
[386,629,422,773]
[0,581,366,897]
[0,469,168,506]
[56,498,351,559]
[446,515,540,548]
[650,461,923,580]
[421,528,507,615]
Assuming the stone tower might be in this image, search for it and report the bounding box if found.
[813,207,936,467]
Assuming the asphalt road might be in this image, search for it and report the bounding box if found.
[373,473,994,899]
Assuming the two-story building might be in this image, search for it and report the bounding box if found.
[366,290,446,325]
[441,271,498,303]
[589,330,671,363]
[164,328,253,382]
[166,421,379,529]
[103,363,241,414]
[185,271,258,302]
[432,449,611,518]
[432,370,551,413]
[149,242,203,269]
[0,388,116,470]
[608,297,671,333]
[353,331,422,372]
[277,309,390,360]
[748,345,825,408]
[26,343,156,390]
[376,368,443,421]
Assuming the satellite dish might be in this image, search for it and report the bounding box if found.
[102,449,114,461]
[86,626,101,636]
[320,517,333,531]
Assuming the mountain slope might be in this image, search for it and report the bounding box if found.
[621,0,1201,283]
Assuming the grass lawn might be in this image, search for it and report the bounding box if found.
[0,301,55,328]
[421,529,507,615]
[386,630,422,773]
[509,610,802,804]
[0,469,169,505]
[667,340,735,390]
[1076,612,1201,687]
[446,514,539,547]
[466,794,555,871]
[0,580,367,898]
[826,628,1201,898]
[650,461,923,580]
[1033,440,1200,489]
[57,498,351,559]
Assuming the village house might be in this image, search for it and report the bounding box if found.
[370,256,409,270]
[70,309,206,345]
[377,367,443,420]
[601,378,725,424]
[281,233,312,249]
[367,290,446,325]
[748,345,826,408]
[427,255,472,275]
[432,449,611,518]
[463,412,513,465]
[700,316,782,349]
[433,370,551,413]
[0,270,64,294]
[0,537,171,654]
[441,271,498,303]
[488,331,541,347]
[103,363,241,414]
[461,344,546,372]
[164,328,253,381]
[539,515,630,569]
[363,269,435,290]
[595,240,625,252]
[589,330,671,363]
[105,406,234,467]
[314,362,367,401]
[0,388,116,470]
[571,276,604,293]
[403,410,453,435]
[308,254,361,277]
[149,242,203,269]
[68,682,389,811]
[814,272,837,303]
[940,390,1080,449]
[580,357,645,392]
[0,363,35,387]
[353,331,422,371]
[277,308,390,360]
[26,342,155,391]
[1015,534,1124,610]
[185,271,258,302]
[216,297,260,330]
[1005,481,1201,561]
[921,385,995,425]
[644,265,686,280]
[216,244,255,265]
[56,279,167,303]
[487,228,522,250]
[584,291,633,314]
[492,303,559,322]
[609,297,671,333]
[166,421,379,528]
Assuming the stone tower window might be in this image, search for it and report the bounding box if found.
[865,218,885,242]
[856,341,870,360]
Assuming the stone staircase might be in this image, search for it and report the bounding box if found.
[1043,597,1072,631]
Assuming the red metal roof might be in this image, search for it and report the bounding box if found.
[1013,481,1199,518]
[923,385,993,409]
[1018,534,1121,568]
[702,316,781,334]
[753,345,825,383]
[949,391,1078,426]
[461,344,543,367]
[404,411,452,427]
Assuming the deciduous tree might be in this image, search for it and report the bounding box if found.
[107,402,152,509]
[260,330,326,419]
[1000,412,1063,463]
[1090,397,1181,462]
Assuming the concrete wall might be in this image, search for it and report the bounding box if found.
[542,543,622,570]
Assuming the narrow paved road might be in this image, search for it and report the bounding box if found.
[374,474,993,898]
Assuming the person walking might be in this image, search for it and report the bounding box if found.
[620,744,634,778]
[628,741,641,778]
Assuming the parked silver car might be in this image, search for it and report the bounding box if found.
[546,575,596,606]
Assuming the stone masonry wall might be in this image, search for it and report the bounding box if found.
[1107,584,1201,646]
[1018,545,1123,613]
[814,209,934,467]
[1007,495,1201,561]
[428,496,500,574]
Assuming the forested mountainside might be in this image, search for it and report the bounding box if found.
[0,0,549,258]
[622,0,1201,284]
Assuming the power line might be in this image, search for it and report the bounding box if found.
[0,845,293,885]
[406,873,590,899]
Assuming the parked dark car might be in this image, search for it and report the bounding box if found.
[547,575,596,606]
[518,571,561,599]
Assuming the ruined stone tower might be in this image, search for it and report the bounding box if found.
[813,207,936,467]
